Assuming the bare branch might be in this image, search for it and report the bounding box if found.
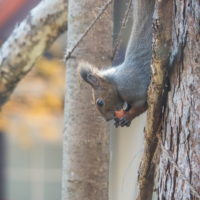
[136,0,173,199]
[0,0,67,107]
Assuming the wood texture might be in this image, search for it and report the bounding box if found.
[62,1,113,200]
[136,0,173,199]
[158,0,200,199]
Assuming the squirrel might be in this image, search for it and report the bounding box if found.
[78,0,155,127]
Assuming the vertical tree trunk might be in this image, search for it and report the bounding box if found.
[157,0,200,199]
[62,1,113,200]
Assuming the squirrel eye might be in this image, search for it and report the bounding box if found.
[96,99,104,107]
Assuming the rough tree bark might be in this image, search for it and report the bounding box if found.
[0,0,67,107]
[136,0,173,199]
[62,1,113,200]
[157,0,200,199]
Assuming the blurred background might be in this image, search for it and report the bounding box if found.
[0,1,144,200]
[0,0,66,199]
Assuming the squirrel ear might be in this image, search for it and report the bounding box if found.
[86,73,99,88]
[78,63,100,89]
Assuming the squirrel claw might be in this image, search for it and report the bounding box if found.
[114,116,131,128]
[114,117,120,128]
[118,117,131,127]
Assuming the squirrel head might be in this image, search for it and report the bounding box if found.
[78,62,123,121]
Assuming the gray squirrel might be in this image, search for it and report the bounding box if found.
[79,0,155,127]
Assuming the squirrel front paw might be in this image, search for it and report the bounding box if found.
[114,102,132,127]
[114,117,131,127]
[119,117,132,127]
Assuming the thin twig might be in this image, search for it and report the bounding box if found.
[112,0,132,60]
[65,0,113,61]
[158,138,200,199]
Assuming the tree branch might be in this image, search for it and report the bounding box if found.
[0,0,67,107]
[136,0,173,199]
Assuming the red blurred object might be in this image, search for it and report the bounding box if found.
[0,0,41,42]
[115,110,126,119]
[0,0,27,29]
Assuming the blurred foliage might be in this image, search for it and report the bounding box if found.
[0,57,65,148]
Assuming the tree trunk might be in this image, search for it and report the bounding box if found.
[62,1,113,200]
[157,0,200,199]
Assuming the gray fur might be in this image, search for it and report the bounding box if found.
[101,0,155,107]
